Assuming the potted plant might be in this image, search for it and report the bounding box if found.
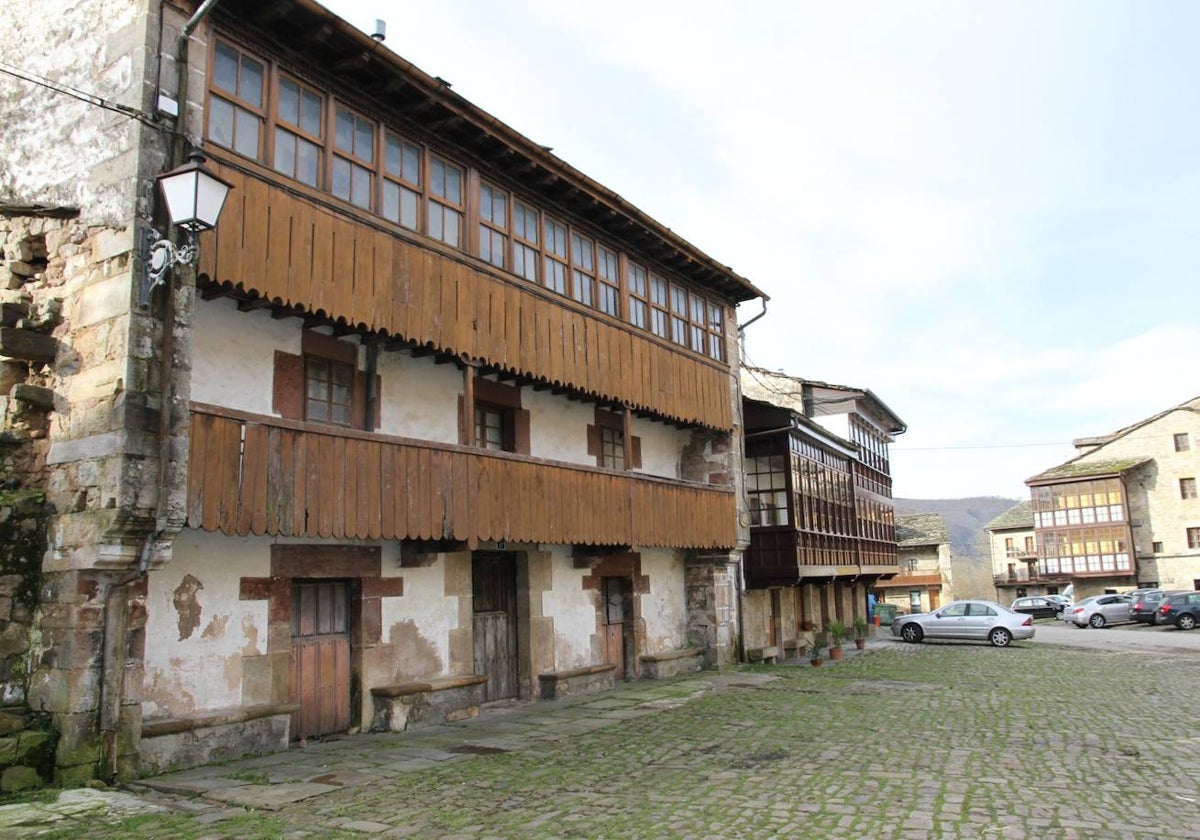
[826,620,846,660]
[853,615,870,650]
[808,630,827,667]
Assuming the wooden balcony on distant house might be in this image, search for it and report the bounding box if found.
[196,154,735,432]
[743,527,898,588]
[186,405,736,550]
[992,567,1073,585]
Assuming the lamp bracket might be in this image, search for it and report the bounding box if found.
[140,226,198,308]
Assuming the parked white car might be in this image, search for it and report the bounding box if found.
[1062,594,1133,629]
[890,600,1035,647]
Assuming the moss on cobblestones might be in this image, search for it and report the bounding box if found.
[45,644,1200,839]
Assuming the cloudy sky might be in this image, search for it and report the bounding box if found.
[324,0,1200,500]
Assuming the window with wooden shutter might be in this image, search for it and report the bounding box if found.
[586,407,641,470]
[461,377,530,455]
[272,332,379,429]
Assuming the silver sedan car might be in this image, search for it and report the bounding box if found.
[890,600,1035,647]
[1062,594,1132,628]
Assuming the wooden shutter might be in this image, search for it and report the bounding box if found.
[511,408,531,455]
[273,350,304,419]
[586,424,600,458]
[630,435,642,469]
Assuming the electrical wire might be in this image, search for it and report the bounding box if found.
[0,59,172,133]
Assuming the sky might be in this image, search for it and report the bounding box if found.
[323,0,1200,501]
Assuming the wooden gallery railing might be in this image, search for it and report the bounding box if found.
[196,155,735,431]
[187,405,737,550]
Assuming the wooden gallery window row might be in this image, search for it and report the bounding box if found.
[205,37,728,363]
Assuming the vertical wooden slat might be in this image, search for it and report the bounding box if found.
[331,435,348,538]
[362,440,379,540]
[310,210,334,317]
[264,191,293,298]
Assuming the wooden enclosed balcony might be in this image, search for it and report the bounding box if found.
[186,405,736,550]
[196,154,734,432]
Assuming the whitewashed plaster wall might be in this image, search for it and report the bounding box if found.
[525,389,593,465]
[142,529,270,719]
[639,548,687,653]
[191,297,299,413]
[380,557,457,677]
[540,549,595,669]
[376,352,459,443]
[630,416,689,480]
[813,413,851,441]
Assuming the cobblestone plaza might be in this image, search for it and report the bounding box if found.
[11,637,1200,839]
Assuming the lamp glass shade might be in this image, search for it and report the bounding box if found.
[157,156,232,233]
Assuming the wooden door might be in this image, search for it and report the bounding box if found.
[473,554,518,701]
[769,588,782,650]
[290,580,351,740]
[601,577,633,680]
[930,589,941,610]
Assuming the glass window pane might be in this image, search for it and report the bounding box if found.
[403,144,420,182]
[234,109,259,158]
[351,165,371,208]
[386,136,402,176]
[442,209,460,246]
[430,159,445,197]
[335,110,354,152]
[429,204,443,241]
[445,164,461,203]
[240,55,264,107]
[401,188,418,230]
[355,120,374,163]
[208,97,234,148]
[274,129,296,177]
[297,138,320,187]
[332,157,351,201]
[301,90,322,135]
[214,43,239,95]
[278,78,299,125]
[383,181,399,222]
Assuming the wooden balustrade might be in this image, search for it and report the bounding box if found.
[186,405,736,550]
[196,155,734,431]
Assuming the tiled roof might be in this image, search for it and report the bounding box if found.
[895,513,949,547]
[985,500,1034,531]
[1026,457,1149,484]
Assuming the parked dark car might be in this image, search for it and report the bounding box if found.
[1130,589,1188,624]
[1010,596,1067,620]
[1157,592,1200,630]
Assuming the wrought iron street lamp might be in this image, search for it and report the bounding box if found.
[140,150,233,306]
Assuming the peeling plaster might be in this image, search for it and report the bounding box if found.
[172,574,203,641]
[200,613,229,640]
[387,619,443,680]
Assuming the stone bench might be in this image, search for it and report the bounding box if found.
[537,663,616,700]
[370,674,487,732]
[639,646,705,679]
[139,703,299,776]
[745,645,779,664]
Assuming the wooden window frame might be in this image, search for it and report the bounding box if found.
[478,181,509,269]
[586,406,641,471]
[382,132,422,232]
[207,39,267,161]
[272,331,379,430]
[596,244,621,317]
[273,73,324,189]
[543,215,569,295]
[1181,477,1198,500]
[570,230,596,309]
[627,261,649,330]
[428,154,465,248]
[511,199,540,283]
[668,281,689,347]
[648,274,669,339]
[331,104,376,211]
[1175,433,1191,452]
[1188,527,1200,549]
[459,371,530,454]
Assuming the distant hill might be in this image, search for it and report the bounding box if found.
[894,496,1021,600]
[893,497,1019,560]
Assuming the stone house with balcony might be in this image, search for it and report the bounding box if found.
[1025,395,1200,600]
[874,513,953,615]
[0,0,764,784]
[985,500,1071,603]
[739,368,905,656]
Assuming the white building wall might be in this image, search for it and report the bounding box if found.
[526,390,593,465]
[380,557,456,676]
[376,352,461,443]
[640,548,688,653]
[541,548,596,669]
[142,529,271,719]
[192,298,299,413]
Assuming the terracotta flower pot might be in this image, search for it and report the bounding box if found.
[855,638,866,650]
[810,657,823,667]
[828,647,843,660]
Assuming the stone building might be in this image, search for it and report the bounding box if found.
[1025,396,1200,600]
[985,500,1072,603]
[0,0,764,784]
[739,367,905,656]
[874,513,953,615]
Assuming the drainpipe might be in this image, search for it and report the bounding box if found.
[97,0,227,783]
